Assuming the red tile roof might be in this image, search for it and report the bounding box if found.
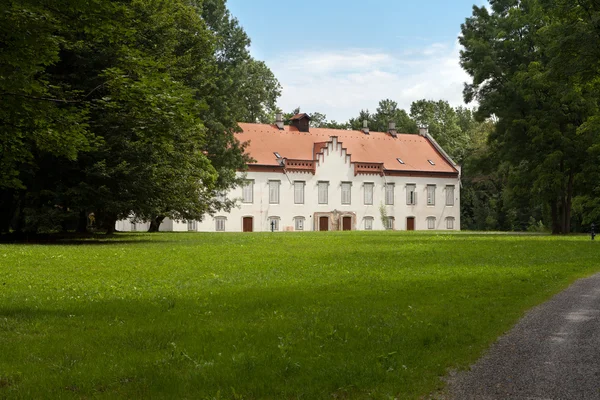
[236,123,458,174]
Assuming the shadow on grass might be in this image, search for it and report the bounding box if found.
[0,232,168,246]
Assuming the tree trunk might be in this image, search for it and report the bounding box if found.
[105,214,117,235]
[563,172,574,234]
[76,210,88,234]
[148,215,165,232]
[551,199,561,234]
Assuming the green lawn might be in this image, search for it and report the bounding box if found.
[0,232,598,399]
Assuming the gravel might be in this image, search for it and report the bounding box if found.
[445,272,600,400]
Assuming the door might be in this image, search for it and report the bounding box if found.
[319,216,329,231]
[406,217,415,231]
[243,217,253,232]
[342,216,352,231]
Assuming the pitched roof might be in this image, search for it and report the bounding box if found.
[236,123,458,174]
[289,113,310,121]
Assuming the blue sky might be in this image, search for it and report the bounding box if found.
[227,0,487,122]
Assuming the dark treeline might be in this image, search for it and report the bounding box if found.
[0,0,280,234]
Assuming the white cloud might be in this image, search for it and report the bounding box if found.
[267,40,472,122]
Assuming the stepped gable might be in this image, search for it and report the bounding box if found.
[236,123,458,174]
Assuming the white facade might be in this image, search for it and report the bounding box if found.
[117,134,460,233]
[152,137,460,233]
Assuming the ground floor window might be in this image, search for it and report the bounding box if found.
[386,216,395,230]
[187,220,197,231]
[215,217,226,232]
[294,217,305,231]
[364,217,373,231]
[446,217,455,230]
[268,217,280,231]
[427,217,436,230]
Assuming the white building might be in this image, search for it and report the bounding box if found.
[117,113,460,232]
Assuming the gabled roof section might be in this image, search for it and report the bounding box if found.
[236,123,458,174]
[289,113,311,121]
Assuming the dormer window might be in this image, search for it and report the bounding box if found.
[274,152,281,158]
[397,158,405,164]
[428,160,435,165]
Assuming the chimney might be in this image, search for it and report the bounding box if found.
[388,121,397,138]
[362,120,369,135]
[418,125,429,137]
[275,113,284,130]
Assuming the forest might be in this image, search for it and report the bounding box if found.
[1,0,599,234]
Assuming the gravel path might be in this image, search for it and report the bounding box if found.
[446,272,600,400]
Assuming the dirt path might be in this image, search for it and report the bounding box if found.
[445,272,600,399]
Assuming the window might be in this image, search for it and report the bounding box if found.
[427,185,436,206]
[364,217,374,231]
[294,217,305,231]
[216,192,226,202]
[242,180,254,203]
[318,181,329,204]
[406,184,416,205]
[341,182,352,205]
[187,220,197,231]
[446,185,455,206]
[386,216,395,230]
[268,216,280,231]
[427,217,436,230]
[385,183,395,205]
[274,152,281,158]
[364,183,374,205]
[428,160,435,165]
[446,217,455,230]
[215,217,226,231]
[294,181,305,204]
[269,180,280,204]
[131,222,137,232]
[396,158,405,164]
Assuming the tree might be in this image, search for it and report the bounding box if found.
[460,0,599,234]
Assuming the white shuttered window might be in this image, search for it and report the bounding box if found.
[427,217,436,230]
[294,181,305,204]
[242,180,254,203]
[446,217,455,229]
[385,183,394,205]
[341,182,351,205]
[427,185,436,206]
[406,184,416,205]
[215,217,226,231]
[364,217,373,230]
[318,181,329,204]
[446,185,455,206]
[295,217,305,231]
[364,183,374,205]
[269,180,280,204]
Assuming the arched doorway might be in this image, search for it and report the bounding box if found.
[243,216,253,232]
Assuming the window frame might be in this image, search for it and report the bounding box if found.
[294,216,305,231]
[341,182,352,205]
[364,217,374,231]
[242,179,254,204]
[406,184,416,205]
[364,182,374,205]
[268,180,280,204]
[386,216,395,230]
[215,217,226,232]
[385,183,395,205]
[446,217,455,230]
[427,216,436,230]
[446,185,455,206]
[318,181,329,204]
[294,181,305,204]
[268,216,280,231]
[427,184,436,206]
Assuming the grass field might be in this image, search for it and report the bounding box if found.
[0,232,598,399]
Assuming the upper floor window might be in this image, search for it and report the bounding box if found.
[446,217,455,230]
[385,183,395,205]
[406,184,416,205]
[341,182,352,205]
[294,181,305,204]
[446,185,455,206]
[427,216,436,230]
[318,181,329,204]
[364,217,374,231]
[427,185,436,206]
[242,180,254,203]
[269,180,280,204]
[364,183,374,205]
[215,217,226,232]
